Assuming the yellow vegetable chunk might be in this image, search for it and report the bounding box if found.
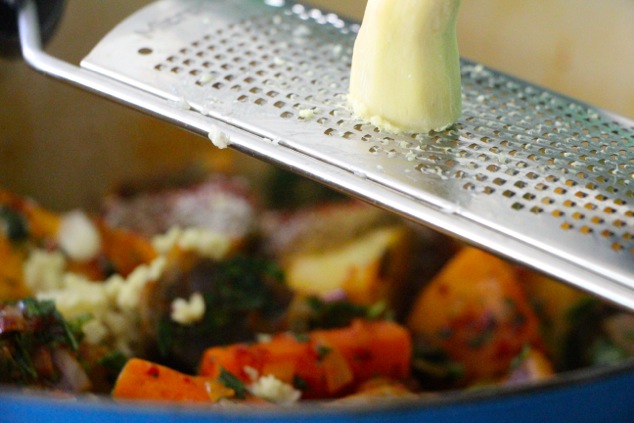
[349,0,462,133]
[285,226,410,306]
[407,247,544,384]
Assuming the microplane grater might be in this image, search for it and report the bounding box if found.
[17,0,634,309]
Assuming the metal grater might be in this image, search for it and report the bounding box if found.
[17,0,634,309]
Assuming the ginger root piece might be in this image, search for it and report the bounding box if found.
[349,0,462,133]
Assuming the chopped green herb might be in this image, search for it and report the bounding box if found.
[367,301,388,320]
[20,298,80,351]
[0,298,83,386]
[315,345,332,361]
[590,339,628,366]
[566,297,600,326]
[510,344,531,370]
[304,296,391,330]
[157,318,174,357]
[0,207,29,242]
[98,351,128,375]
[219,368,248,399]
[412,345,465,383]
[292,375,308,391]
[292,332,310,343]
[156,255,289,369]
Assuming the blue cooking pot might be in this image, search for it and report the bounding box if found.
[2,358,633,423]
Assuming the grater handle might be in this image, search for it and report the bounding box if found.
[0,0,64,58]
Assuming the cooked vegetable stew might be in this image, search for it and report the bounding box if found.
[1,167,632,405]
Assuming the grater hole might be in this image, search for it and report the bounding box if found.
[146,11,634,258]
[138,47,153,55]
[612,243,624,252]
[580,226,593,234]
[526,172,539,180]
[602,230,615,238]
[575,191,588,199]
[561,222,574,231]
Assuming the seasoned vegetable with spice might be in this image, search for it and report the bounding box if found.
[198,319,412,399]
[407,247,545,385]
[0,166,632,406]
[0,298,86,389]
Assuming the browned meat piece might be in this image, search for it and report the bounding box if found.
[102,174,258,241]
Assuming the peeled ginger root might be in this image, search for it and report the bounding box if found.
[349,0,462,133]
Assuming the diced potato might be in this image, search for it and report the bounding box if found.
[284,226,411,306]
[262,202,421,310]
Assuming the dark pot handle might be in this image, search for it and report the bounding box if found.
[0,0,65,59]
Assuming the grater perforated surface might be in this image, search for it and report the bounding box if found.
[81,0,634,307]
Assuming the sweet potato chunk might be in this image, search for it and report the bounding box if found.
[199,319,412,399]
[407,247,544,384]
[113,358,234,403]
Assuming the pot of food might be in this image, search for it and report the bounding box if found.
[1,1,633,422]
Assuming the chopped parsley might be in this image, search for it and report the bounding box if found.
[0,298,83,386]
[292,332,310,343]
[98,351,128,375]
[412,344,465,388]
[156,255,290,370]
[510,344,531,370]
[315,345,332,361]
[303,296,391,330]
[218,368,248,399]
[292,374,308,391]
[0,206,29,242]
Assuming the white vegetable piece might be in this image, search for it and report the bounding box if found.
[57,210,102,262]
[349,0,462,133]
